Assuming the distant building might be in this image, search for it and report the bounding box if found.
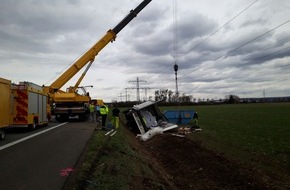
[240,96,290,103]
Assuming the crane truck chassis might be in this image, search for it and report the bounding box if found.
[44,0,152,122]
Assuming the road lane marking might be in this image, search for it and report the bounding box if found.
[0,122,68,151]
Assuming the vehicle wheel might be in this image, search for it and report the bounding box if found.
[79,114,89,121]
[0,129,5,140]
[56,115,68,122]
[28,122,37,130]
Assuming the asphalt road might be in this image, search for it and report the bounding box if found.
[0,121,96,190]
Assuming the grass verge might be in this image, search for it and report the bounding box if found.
[64,120,168,190]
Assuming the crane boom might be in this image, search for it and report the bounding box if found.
[44,0,152,122]
[48,0,152,92]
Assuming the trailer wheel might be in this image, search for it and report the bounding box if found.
[0,129,5,140]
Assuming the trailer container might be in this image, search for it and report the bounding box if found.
[163,110,196,124]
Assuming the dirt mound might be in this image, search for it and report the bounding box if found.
[138,133,270,190]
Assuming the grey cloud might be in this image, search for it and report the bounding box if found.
[243,48,290,67]
[1,0,289,101]
[240,18,268,28]
[178,14,217,42]
[128,10,217,58]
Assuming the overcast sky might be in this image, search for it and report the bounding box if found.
[1,0,289,102]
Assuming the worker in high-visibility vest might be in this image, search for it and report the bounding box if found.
[190,112,199,129]
[89,102,96,123]
[111,104,120,129]
[100,104,109,129]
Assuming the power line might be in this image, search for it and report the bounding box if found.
[214,20,290,61]
[180,35,290,79]
[178,0,259,79]
[248,45,290,65]
[192,0,258,51]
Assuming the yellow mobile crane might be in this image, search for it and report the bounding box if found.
[44,0,152,122]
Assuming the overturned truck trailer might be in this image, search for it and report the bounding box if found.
[124,101,178,141]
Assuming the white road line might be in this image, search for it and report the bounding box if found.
[0,122,68,151]
[105,129,114,136]
[110,131,117,137]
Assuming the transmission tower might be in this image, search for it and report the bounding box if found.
[126,77,147,102]
[118,92,126,102]
[140,87,152,101]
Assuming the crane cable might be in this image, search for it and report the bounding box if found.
[173,0,178,63]
[172,0,179,97]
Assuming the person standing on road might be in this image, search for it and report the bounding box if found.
[95,102,101,123]
[111,104,121,129]
[100,104,109,129]
[89,102,96,123]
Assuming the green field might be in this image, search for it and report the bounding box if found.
[162,103,290,178]
[65,102,290,189]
